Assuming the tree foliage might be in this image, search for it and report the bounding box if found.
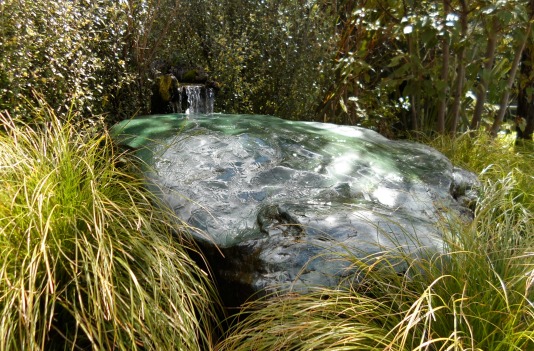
[0,1,132,123]
[2,0,534,138]
[318,0,534,136]
[171,0,335,119]
[0,0,186,124]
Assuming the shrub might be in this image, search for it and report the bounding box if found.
[0,0,136,124]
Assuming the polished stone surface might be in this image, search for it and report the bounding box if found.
[113,114,478,304]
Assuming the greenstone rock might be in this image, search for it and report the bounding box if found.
[112,114,478,305]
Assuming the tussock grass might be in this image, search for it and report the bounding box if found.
[427,130,533,211]
[216,131,534,351]
[0,105,220,350]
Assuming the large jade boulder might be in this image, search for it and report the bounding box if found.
[113,114,478,305]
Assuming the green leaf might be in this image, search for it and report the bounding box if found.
[387,54,406,68]
[339,98,348,113]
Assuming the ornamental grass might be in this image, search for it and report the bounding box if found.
[0,104,220,350]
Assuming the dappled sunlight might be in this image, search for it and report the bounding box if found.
[5,0,534,348]
[114,113,481,319]
[114,114,469,251]
[329,152,362,176]
[371,186,399,207]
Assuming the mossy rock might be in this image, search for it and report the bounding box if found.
[155,74,179,102]
[182,70,197,83]
[151,74,180,114]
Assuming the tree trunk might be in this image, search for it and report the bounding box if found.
[515,0,534,144]
[470,18,499,130]
[436,0,450,134]
[403,0,419,131]
[515,48,534,144]
[490,18,533,137]
[450,0,468,135]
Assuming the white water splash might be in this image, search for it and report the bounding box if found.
[184,85,215,114]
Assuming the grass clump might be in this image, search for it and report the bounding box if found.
[427,130,533,212]
[0,105,220,350]
[216,132,534,351]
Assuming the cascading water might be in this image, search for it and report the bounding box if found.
[206,87,215,114]
[183,85,215,114]
[150,73,216,115]
[185,85,200,114]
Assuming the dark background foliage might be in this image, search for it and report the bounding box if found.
[1,0,534,140]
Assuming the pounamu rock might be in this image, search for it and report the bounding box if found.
[113,114,479,306]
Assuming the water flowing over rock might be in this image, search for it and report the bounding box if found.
[183,85,215,114]
[151,76,215,114]
[113,114,479,306]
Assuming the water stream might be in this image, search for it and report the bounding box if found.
[183,85,214,114]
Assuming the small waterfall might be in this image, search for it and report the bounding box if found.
[206,87,215,114]
[150,73,216,115]
[182,85,215,114]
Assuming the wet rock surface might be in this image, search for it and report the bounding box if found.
[113,114,479,305]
